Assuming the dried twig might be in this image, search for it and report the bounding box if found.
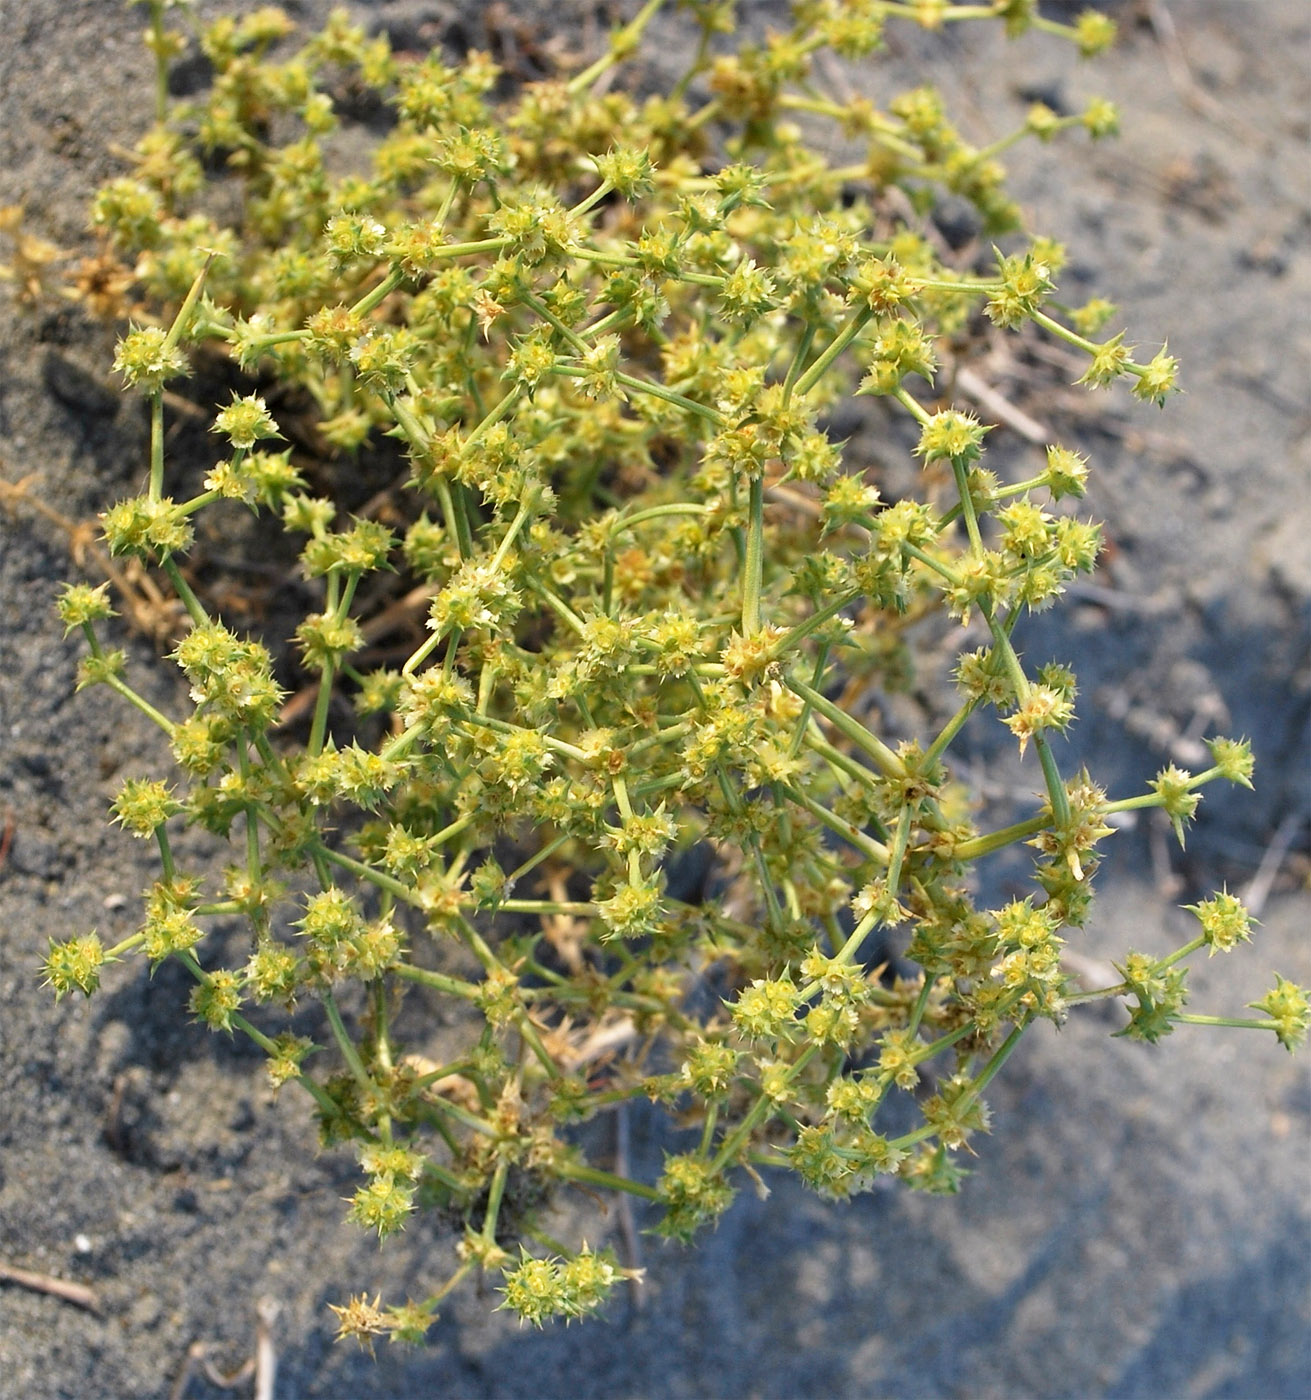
[359,580,436,643]
[955,366,1053,445]
[563,1016,639,1073]
[0,1259,100,1314]
[199,1355,255,1390]
[254,1296,280,1400]
[167,1340,253,1400]
[168,1296,276,1400]
[612,1104,646,1311]
[0,469,183,644]
[1145,0,1265,147]
[1242,811,1305,920]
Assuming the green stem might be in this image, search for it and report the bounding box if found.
[1172,1014,1282,1032]
[952,812,1050,861]
[950,456,984,555]
[308,660,334,757]
[490,496,534,572]
[313,844,416,904]
[504,832,573,889]
[769,589,861,661]
[519,288,590,356]
[924,698,978,768]
[566,0,665,93]
[159,556,208,626]
[322,990,375,1099]
[612,502,710,535]
[778,784,888,864]
[402,629,443,678]
[103,675,177,736]
[105,930,147,960]
[785,677,905,779]
[782,323,818,405]
[160,254,215,358]
[793,307,873,399]
[149,394,165,501]
[711,1045,819,1172]
[464,712,591,765]
[742,476,764,635]
[498,899,596,916]
[349,265,406,318]
[555,1161,662,1202]
[1156,935,1206,971]
[481,1160,510,1243]
[958,1017,1029,1109]
[147,3,169,124]
[421,1260,477,1312]
[904,973,934,1040]
[1035,736,1072,830]
[393,961,481,1000]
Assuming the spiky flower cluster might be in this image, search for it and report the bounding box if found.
[45,0,1300,1343]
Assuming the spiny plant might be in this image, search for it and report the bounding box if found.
[37,0,1305,1341]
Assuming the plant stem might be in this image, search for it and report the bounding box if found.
[793,307,873,399]
[555,1161,663,1202]
[742,476,764,635]
[785,677,905,779]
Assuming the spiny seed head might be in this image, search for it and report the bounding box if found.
[593,147,655,201]
[111,777,180,836]
[1075,9,1117,57]
[1206,736,1255,788]
[1082,97,1120,139]
[56,582,116,633]
[1132,346,1180,406]
[112,326,188,391]
[1186,890,1254,955]
[914,409,988,466]
[1249,976,1309,1052]
[1077,332,1132,389]
[212,393,280,449]
[1043,444,1089,499]
[42,933,107,1000]
[854,255,921,314]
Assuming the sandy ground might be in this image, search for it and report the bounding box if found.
[1,2,1308,1397]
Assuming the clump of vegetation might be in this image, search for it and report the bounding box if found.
[39,0,1304,1341]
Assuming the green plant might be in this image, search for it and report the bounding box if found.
[40,0,1305,1342]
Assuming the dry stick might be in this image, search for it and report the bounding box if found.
[1242,811,1305,920]
[954,366,1053,445]
[0,1260,99,1314]
[198,1355,255,1390]
[169,1340,254,1399]
[1145,0,1265,147]
[254,1296,280,1400]
[169,1342,206,1400]
[274,579,438,724]
[0,472,181,642]
[359,580,436,643]
[612,1104,646,1312]
[168,1312,268,1400]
